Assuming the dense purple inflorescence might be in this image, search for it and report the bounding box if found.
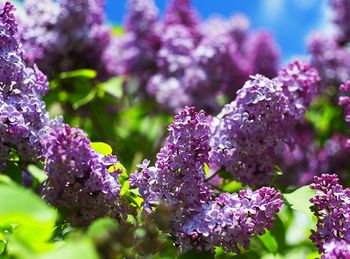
[322,240,350,259]
[42,124,123,227]
[131,107,283,252]
[118,0,280,112]
[19,0,117,79]
[310,174,350,251]
[209,61,319,185]
[0,2,50,170]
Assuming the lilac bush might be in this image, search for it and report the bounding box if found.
[117,0,280,112]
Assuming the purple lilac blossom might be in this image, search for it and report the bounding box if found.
[180,188,283,253]
[308,32,350,88]
[131,107,283,252]
[0,2,50,169]
[42,124,123,227]
[339,80,350,126]
[119,0,281,112]
[244,30,280,78]
[322,240,350,259]
[210,61,319,185]
[117,0,160,89]
[20,0,117,79]
[310,174,350,251]
[330,0,350,43]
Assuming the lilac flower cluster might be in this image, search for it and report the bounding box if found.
[209,61,319,185]
[118,0,280,112]
[330,0,350,43]
[308,33,350,88]
[131,107,283,253]
[180,188,283,253]
[310,174,350,251]
[277,129,350,186]
[42,124,123,227]
[308,0,350,89]
[339,80,350,126]
[19,0,117,79]
[322,240,350,259]
[0,2,50,170]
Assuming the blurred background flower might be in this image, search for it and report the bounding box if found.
[108,0,330,62]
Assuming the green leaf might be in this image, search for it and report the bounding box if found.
[98,77,124,99]
[2,162,22,184]
[258,230,278,254]
[59,69,97,80]
[222,181,242,193]
[27,165,47,184]
[0,184,57,249]
[283,186,316,219]
[90,142,113,156]
[38,239,99,259]
[72,89,96,110]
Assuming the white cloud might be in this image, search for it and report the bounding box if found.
[261,0,285,21]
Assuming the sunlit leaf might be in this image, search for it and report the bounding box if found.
[90,142,113,156]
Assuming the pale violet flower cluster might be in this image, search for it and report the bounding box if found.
[209,61,319,185]
[0,2,50,170]
[130,107,283,253]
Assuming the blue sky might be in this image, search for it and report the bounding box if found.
[106,0,330,62]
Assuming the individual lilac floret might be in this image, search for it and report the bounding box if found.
[322,240,350,259]
[42,124,123,227]
[278,60,320,119]
[330,0,350,43]
[20,0,117,79]
[130,107,211,213]
[339,80,350,126]
[308,32,350,88]
[0,2,50,167]
[180,187,283,253]
[245,31,280,78]
[310,174,350,251]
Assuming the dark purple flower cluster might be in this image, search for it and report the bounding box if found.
[131,107,283,253]
[322,240,350,259]
[19,0,117,79]
[310,174,350,251]
[330,0,350,43]
[118,0,280,112]
[42,124,123,227]
[277,129,350,186]
[209,62,319,185]
[0,2,50,170]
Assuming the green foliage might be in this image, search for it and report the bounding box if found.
[283,186,316,220]
[90,142,113,156]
